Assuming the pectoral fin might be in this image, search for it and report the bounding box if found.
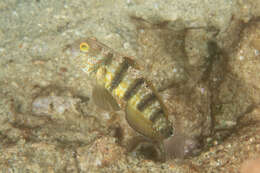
[92,85,120,111]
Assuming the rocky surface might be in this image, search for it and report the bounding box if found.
[0,0,260,172]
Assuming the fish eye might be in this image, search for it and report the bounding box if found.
[80,42,89,52]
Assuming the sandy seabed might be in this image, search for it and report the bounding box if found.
[0,0,260,172]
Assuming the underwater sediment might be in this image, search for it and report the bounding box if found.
[0,0,260,172]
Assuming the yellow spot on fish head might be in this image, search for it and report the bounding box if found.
[84,37,103,55]
[77,37,103,56]
[69,38,106,75]
[75,38,105,75]
[80,42,89,52]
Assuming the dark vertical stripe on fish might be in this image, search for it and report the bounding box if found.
[109,58,130,91]
[123,78,145,101]
[149,108,164,123]
[137,93,156,111]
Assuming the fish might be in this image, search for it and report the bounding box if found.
[69,37,173,142]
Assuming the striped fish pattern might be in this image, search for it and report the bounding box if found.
[70,37,173,141]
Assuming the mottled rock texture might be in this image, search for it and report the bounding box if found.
[0,0,260,172]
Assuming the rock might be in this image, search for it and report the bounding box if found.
[77,137,126,171]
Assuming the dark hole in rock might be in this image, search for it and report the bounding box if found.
[134,142,162,162]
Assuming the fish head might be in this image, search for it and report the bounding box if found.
[67,37,108,75]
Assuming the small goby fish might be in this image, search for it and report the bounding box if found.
[69,37,173,141]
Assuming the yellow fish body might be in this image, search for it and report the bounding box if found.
[70,37,173,141]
